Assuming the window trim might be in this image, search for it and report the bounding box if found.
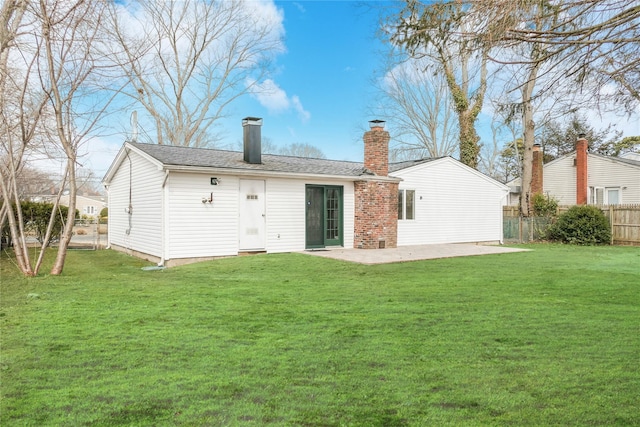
[589,186,622,205]
[398,189,416,221]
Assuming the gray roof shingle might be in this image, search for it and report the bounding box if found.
[129,142,427,178]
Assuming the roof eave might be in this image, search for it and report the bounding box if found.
[162,164,402,182]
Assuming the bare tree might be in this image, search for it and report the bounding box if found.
[1,0,48,275]
[1,0,116,276]
[482,0,627,215]
[277,143,326,159]
[478,120,508,181]
[109,0,284,148]
[472,0,640,111]
[387,0,639,213]
[374,56,458,161]
[38,0,119,274]
[230,137,326,159]
[388,1,489,168]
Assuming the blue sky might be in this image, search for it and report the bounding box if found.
[220,0,387,161]
[87,1,388,177]
[84,0,639,178]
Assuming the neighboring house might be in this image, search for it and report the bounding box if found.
[63,194,107,218]
[103,118,509,266]
[30,193,106,218]
[507,139,640,206]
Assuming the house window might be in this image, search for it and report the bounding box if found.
[398,189,415,220]
[606,188,620,205]
[590,187,621,205]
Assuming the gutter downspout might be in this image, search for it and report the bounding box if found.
[158,169,169,266]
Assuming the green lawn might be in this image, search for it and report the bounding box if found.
[1,245,639,426]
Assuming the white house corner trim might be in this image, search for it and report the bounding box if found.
[159,170,170,266]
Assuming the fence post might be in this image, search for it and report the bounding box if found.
[518,216,523,243]
[609,205,614,245]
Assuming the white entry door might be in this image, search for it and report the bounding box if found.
[239,179,266,251]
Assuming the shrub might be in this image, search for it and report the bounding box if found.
[546,205,611,245]
[99,207,108,224]
[532,193,559,217]
[1,201,75,246]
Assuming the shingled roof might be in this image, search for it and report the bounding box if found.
[389,157,441,173]
[128,142,429,178]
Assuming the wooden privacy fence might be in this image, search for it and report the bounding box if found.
[605,204,640,246]
[503,204,640,246]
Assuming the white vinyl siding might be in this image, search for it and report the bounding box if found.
[160,174,356,259]
[166,172,239,259]
[541,156,577,205]
[107,150,164,257]
[393,158,508,246]
[266,178,355,253]
[265,179,306,253]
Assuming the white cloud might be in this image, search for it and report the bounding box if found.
[251,79,290,112]
[249,79,311,123]
[291,95,311,123]
[292,2,306,13]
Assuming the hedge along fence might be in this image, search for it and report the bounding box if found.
[503,204,640,246]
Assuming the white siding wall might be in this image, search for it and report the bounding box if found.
[107,150,164,256]
[164,174,356,260]
[543,156,577,205]
[586,156,640,204]
[265,178,355,253]
[341,182,355,249]
[166,172,240,259]
[393,159,508,245]
[265,179,306,253]
[544,155,640,205]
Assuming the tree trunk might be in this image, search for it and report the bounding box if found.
[459,110,481,168]
[50,163,75,275]
[519,62,540,217]
[0,179,34,275]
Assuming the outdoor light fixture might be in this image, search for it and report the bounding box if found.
[369,119,386,129]
[210,177,220,185]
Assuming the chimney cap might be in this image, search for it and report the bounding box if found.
[242,117,263,126]
[533,143,541,151]
[577,132,586,139]
[369,119,386,129]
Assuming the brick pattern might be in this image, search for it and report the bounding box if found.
[354,126,398,249]
[354,181,398,249]
[576,138,588,205]
[363,127,390,176]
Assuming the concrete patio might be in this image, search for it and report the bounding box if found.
[303,243,529,265]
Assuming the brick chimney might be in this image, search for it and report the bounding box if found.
[576,134,588,205]
[531,143,544,196]
[242,117,262,164]
[363,120,390,176]
[354,120,398,249]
